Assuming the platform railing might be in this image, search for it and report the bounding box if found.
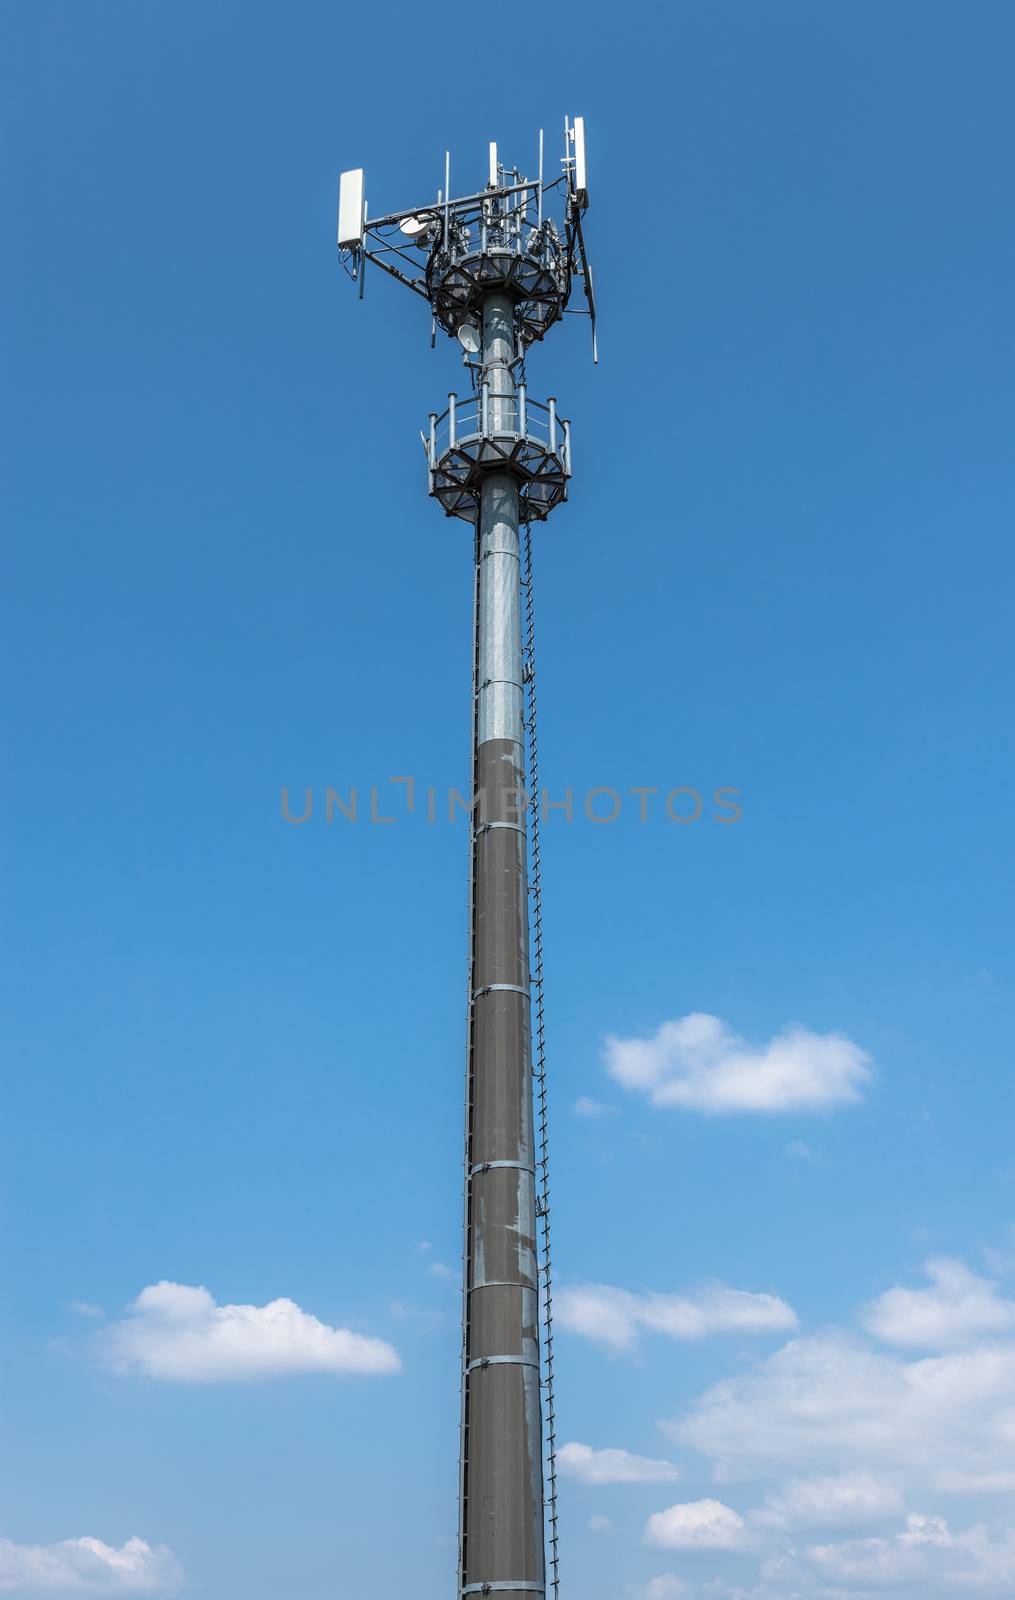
[426,389,572,474]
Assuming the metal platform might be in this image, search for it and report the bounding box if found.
[426,233,570,346]
[425,389,571,523]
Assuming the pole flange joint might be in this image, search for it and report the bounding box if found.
[467,1354,540,1373]
[461,1584,545,1596]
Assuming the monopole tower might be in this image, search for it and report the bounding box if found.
[337,120,596,1600]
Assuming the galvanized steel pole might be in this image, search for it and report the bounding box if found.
[459,291,545,1600]
[337,127,593,1599]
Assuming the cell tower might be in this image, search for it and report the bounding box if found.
[337,120,596,1600]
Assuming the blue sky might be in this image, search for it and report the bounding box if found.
[3,2,1015,1597]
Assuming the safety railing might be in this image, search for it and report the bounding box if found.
[426,388,572,475]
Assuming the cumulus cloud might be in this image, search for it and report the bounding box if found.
[861,1258,1015,1349]
[559,1442,681,1485]
[667,1325,1015,1497]
[101,1281,401,1382]
[645,1258,1015,1597]
[645,1499,748,1551]
[426,1261,456,1282]
[573,1096,619,1119]
[764,1513,1015,1594]
[625,1578,687,1600]
[784,1140,816,1163]
[0,1536,181,1593]
[936,1470,1015,1494]
[587,1514,615,1534]
[605,1013,871,1114]
[751,1470,905,1530]
[556,1282,797,1353]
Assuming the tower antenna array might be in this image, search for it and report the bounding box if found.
[337,118,596,1600]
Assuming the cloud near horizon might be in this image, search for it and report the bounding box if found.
[605,1012,872,1114]
[0,1536,181,1594]
[100,1281,401,1382]
[556,1281,798,1353]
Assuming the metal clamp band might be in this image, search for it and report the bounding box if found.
[468,1280,532,1291]
[473,983,530,1000]
[474,820,527,837]
[467,1354,539,1373]
[469,1159,535,1177]
[461,1586,544,1596]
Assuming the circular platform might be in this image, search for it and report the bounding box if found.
[425,390,570,524]
[430,432,568,523]
[426,237,570,347]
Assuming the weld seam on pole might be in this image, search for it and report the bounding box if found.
[469,1280,533,1291]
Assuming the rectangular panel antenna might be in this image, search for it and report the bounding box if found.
[573,117,588,204]
[489,142,498,187]
[337,168,365,248]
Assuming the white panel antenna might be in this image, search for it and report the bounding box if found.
[336,122,597,357]
[572,117,588,204]
[337,168,365,248]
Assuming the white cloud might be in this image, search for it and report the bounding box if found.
[587,1514,615,1534]
[861,1258,1015,1349]
[626,1578,687,1600]
[559,1442,681,1485]
[644,1257,1015,1597]
[667,1324,1015,1495]
[784,1140,816,1163]
[101,1281,401,1382]
[69,1302,104,1319]
[645,1499,747,1551]
[751,1470,904,1530]
[764,1513,1015,1594]
[0,1536,181,1593]
[936,1470,1015,1494]
[426,1261,456,1282]
[605,1013,871,1114]
[556,1282,797,1353]
[573,1096,619,1119]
